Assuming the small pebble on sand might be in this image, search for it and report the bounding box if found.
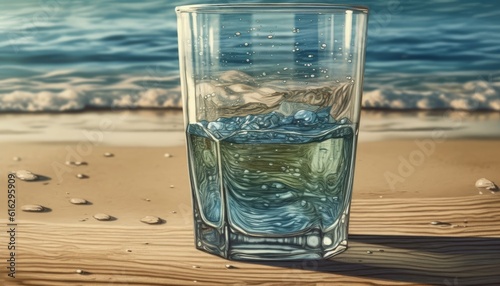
[225,264,236,269]
[76,174,88,179]
[171,211,177,214]
[430,221,451,226]
[170,185,175,188]
[75,269,88,275]
[21,204,45,212]
[66,161,87,166]
[192,265,200,269]
[15,170,38,181]
[140,215,162,224]
[69,198,88,205]
[104,152,114,157]
[366,250,373,254]
[164,153,172,158]
[13,157,21,161]
[93,213,112,221]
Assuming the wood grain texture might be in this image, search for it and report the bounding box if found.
[2,194,500,286]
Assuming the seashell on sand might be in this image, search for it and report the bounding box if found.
[21,204,45,212]
[15,170,38,181]
[140,215,163,224]
[475,178,498,190]
[69,198,88,205]
[93,213,112,221]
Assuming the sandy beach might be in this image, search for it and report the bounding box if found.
[1,110,500,285]
[2,139,500,226]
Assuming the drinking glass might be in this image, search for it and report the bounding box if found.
[176,3,369,260]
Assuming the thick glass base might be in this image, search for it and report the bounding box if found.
[194,205,349,261]
[227,232,348,261]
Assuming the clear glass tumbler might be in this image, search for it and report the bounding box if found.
[176,4,368,260]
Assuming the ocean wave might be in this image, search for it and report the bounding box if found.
[1,79,499,112]
[362,80,500,111]
[1,0,499,113]
[0,87,182,112]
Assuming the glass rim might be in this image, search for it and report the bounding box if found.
[176,3,369,14]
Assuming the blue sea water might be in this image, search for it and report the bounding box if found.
[0,0,499,112]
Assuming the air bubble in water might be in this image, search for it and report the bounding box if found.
[273,183,284,189]
[306,235,320,247]
[308,54,314,58]
[323,236,333,245]
[320,43,327,49]
[292,28,300,33]
[244,42,249,46]
[267,35,274,39]
[235,32,241,36]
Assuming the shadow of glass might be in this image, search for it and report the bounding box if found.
[249,234,500,285]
